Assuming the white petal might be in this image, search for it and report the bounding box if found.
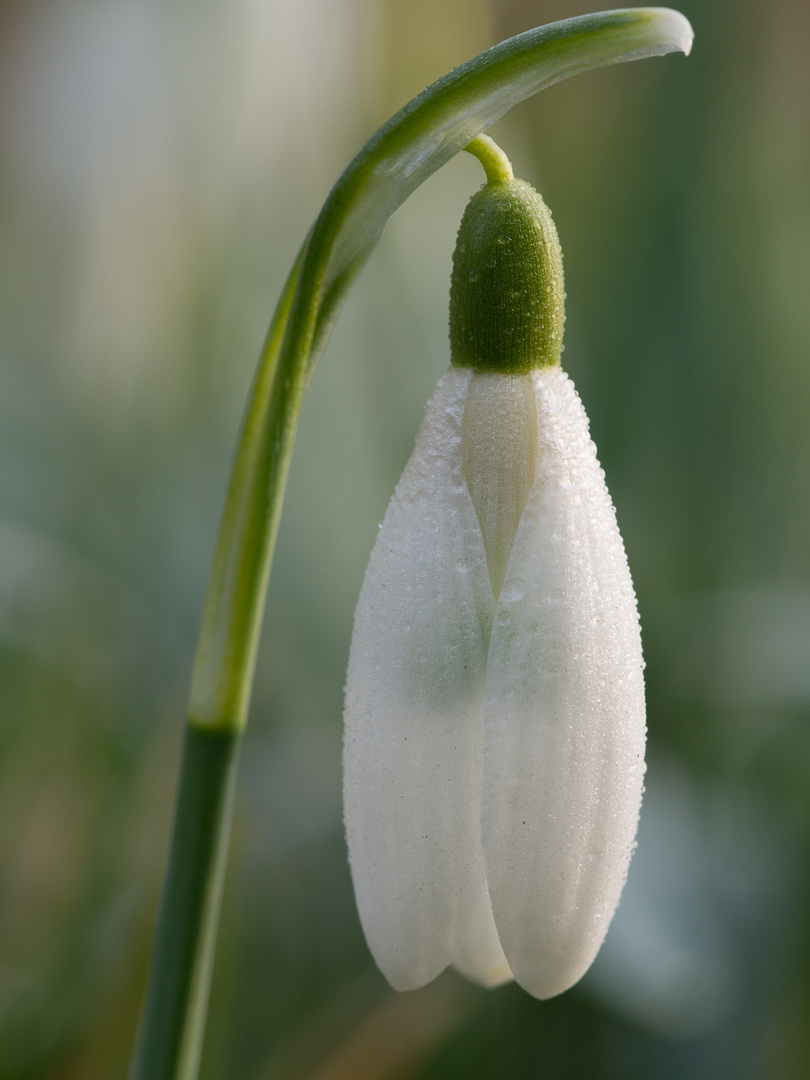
[452,890,514,988]
[482,367,646,1000]
[344,366,494,991]
[461,373,538,598]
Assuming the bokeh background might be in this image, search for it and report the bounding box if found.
[1,0,809,1076]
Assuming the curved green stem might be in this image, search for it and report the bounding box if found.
[131,10,692,1079]
[464,135,515,185]
[187,7,691,736]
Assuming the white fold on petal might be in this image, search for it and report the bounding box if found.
[482,367,646,1000]
[452,889,514,988]
[344,366,495,991]
[462,373,538,598]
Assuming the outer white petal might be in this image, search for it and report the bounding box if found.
[452,890,514,988]
[344,366,494,991]
[482,367,646,1000]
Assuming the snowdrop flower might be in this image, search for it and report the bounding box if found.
[344,139,645,1000]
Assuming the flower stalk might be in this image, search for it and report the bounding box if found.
[131,10,692,1078]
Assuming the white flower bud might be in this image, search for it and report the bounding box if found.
[344,156,645,998]
[343,364,645,998]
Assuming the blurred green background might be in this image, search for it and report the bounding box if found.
[1,0,809,1077]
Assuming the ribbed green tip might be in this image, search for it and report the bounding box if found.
[450,175,565,374]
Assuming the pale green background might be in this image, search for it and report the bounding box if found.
[0,1,808,1077]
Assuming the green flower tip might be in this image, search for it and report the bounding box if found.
[450,154,565,375]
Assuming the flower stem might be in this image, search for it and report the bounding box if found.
[464,135,514,185]
[129,11,692,1078]
[130,724,241,1080]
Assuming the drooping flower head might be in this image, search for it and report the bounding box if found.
[343,137,645,999]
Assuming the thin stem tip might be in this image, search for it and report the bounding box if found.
[465,135,514,185]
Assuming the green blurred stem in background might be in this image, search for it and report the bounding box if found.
[130,10,692,1079]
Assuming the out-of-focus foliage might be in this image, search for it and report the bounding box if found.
[0,1,808,1077]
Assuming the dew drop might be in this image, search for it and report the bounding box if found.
[500,578,526,603]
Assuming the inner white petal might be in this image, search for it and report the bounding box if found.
[452,887,514,988]
[462,372,538,599]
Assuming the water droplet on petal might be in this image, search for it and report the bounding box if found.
[500,578,525,603]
